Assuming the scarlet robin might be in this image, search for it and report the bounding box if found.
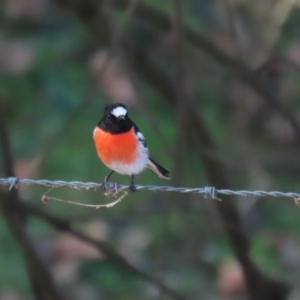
[93,103,170,191]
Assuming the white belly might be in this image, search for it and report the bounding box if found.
[105,145,149,175]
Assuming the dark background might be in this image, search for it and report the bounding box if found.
[1,0,300,299]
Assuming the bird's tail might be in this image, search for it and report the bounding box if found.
[146,158,170,179]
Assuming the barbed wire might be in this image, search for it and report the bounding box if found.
[1,177,300,204]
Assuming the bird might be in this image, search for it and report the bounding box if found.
[93,103,170,191]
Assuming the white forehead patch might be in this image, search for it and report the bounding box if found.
[111,106,127,118]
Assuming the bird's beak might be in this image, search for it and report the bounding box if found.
[118,116,125,120]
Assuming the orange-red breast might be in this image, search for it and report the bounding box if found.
[93,103,170,191]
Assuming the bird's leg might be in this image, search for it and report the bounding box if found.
[103,170,114,190]
[129,175,136,192]
[106,170,114,182]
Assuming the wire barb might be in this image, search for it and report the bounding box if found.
[204,186,222,201]
[8,176,18,191]
[0,177,300,204]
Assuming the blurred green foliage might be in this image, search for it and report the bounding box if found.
[2,0,300,299]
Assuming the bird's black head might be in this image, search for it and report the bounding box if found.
[98,103,133,134]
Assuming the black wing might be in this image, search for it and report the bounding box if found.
[133,124,147,148]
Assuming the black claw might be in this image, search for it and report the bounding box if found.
[102,171,114,190]
[102,178,107,190]
[129,184,136,192]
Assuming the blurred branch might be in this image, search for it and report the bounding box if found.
[122,46,291,299]
[37,0,292,298]
[251,0,296,54]
[0,194,190,300]
[158,1,187,293]
[172,0,186,185]
[35,88,93,170]
[105,0,139,49]
[0,114,66,300]
[113,0,300,143]
[97,0,139,73]
[34,0,138,171]
[54,0,300,142]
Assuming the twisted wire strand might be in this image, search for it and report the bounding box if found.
[1,177,300,201]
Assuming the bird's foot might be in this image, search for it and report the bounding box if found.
[102,171,114,192]
[102,176,116,192]
[129,183,136,192]
[103,179,119,197]
[102,176,109,191]
[129,175,136,192]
